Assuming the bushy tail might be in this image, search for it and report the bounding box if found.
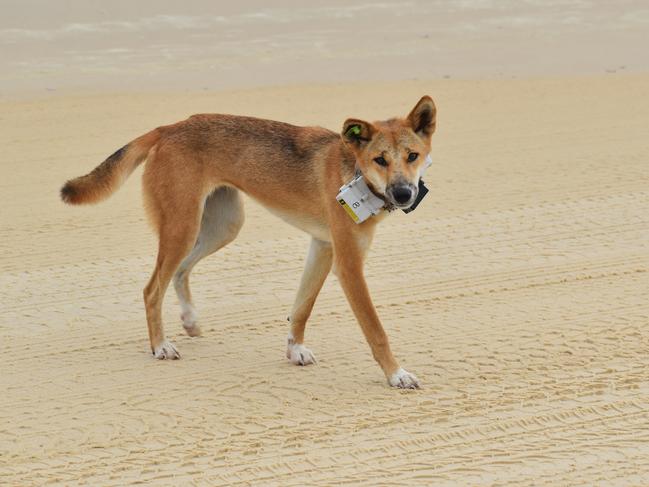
[60,129,160,205]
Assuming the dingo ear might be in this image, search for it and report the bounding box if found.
[407,96,436,137]
[342,119,375,147]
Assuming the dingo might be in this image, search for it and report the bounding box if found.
[61,96,437,388]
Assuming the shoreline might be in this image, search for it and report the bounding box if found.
[2,70,646,102]
[3,0,648,100]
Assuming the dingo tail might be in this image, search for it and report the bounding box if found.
[60,129,160,205]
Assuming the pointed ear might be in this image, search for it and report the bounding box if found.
[341,118,376,147]
[407,95,437,137]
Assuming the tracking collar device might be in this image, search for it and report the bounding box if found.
[337,154,432,224]
[337,174,385,223]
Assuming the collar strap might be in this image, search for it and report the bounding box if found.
[355,169,395,212]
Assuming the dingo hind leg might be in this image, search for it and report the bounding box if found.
[173,187,244,336]
[142,158,210,359]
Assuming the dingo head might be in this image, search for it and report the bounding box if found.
[342,96,436,210]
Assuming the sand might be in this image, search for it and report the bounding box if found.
[2,0,649,96]
[2,1,649,485]
[1,74,648,485]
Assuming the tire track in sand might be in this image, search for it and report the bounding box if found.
[2,77,649,485]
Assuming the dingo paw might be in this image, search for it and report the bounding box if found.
[388,368,420,389]
[286,338,317,366]
[181,307,201,337]
[153,340,181,360]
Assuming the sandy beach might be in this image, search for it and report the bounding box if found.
[2,2,649,485]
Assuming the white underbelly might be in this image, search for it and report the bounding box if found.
[265,206,331,242]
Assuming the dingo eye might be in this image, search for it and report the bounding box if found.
[407,152,419,162]
[373,156,388,167]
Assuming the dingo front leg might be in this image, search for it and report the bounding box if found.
[287,238,332,365]
[332,227,420,389]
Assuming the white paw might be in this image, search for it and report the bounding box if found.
[286,337,317,366]
[181,308,201,337]
[153,340,181,360]
[388,368,420,389]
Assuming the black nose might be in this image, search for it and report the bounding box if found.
[392,186,413,205]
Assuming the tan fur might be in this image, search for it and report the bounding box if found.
[61,130,160,205]
[60,96,437,387]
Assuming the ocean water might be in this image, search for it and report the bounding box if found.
[1,0,647,95]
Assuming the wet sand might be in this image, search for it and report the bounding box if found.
[2,0,649,96]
